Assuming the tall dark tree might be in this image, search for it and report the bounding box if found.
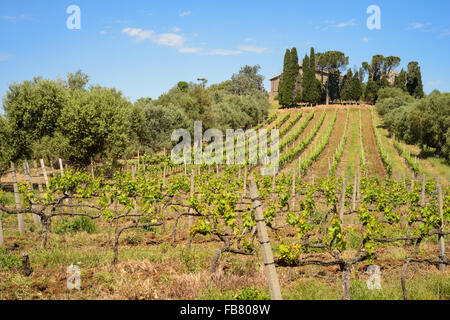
[289,47,300,105]
[394,69,408,92]
[301,54,314,104]
[406,61,424,99]
[278,49,292,107]
[341,69,353,101]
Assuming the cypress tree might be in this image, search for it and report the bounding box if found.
[302,48,320,105]
[289,47,300,105]
[279,49,292,107]
[351,71,363,101]
[301,54,312,104]
[309,48,320,104]
[406,62,424,98]
[341,69,353,101]
[394,69,408,92]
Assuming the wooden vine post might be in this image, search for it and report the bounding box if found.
[11,162,25,235]
[243,166,247,196]
[40,159,49,188]
[23,161,41,227]
[352,173,357,212]
[0,214,3,247]
[339,179,346,221]
[162,164,166,188]
[420,176,426,207]
[188,170,195,229]
[437,184,446,272]
[249,176,282,300]
[291,169,296,210]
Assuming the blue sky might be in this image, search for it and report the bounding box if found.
[0,0,449,105]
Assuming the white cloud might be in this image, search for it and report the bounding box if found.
[315,19,356,31]
[173,27,181,32]
[409,22,431,29]
[361,37,369,43]
[122,27,185,47]
[122,27,154,42]
[179,47,202,54]
[209,49,242,56]
[153,33,186,47]
[440,29,450,37]
[180,11,192,17]
[100,30,107,35]
[0,53,10,62]
[244,38,256,42]
[336,18,357,28]
[427,80,443,87]
[1,14,26,21]
[239,45,269,54]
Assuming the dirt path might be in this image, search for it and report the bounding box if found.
[361,109,386,178]
[306,109,347,179]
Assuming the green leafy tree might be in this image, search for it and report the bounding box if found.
[408,91,449,156]
[57,86,132,165]
[2,77,68,162]
[177,81,189,92]
[278,49,293,107]
[406,62,424,98]
[394,69,408,92]
[228,65,265,96]
[301,54,313,104]
[363,80,380,104]
[316,51,348,104]
[382,56,401,79]
[362,55,385,82]
[0,116,12,174]
[341,69,354,101]
[67,70,89,90]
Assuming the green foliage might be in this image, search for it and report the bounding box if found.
[278,48,299,107]
[177,81,189,92]
[227,65,266,96]
[406,62,424,98]
[379,90,450,160]
[341,69,362,102]
[3,77,68,162]
[316,50,349,104]
[0,248,21,271]
[234,286,269,300]
[53,216,97,235]
[363,80,381,104]
[394,69,408,92]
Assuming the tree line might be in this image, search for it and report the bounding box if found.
[376,87,449,161]
[276,47,424,107]
[0,66,269,173]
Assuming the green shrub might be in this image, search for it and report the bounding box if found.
[234,286,269,300]
[123,233,143,245]
[0,248,21,271]
[53,216,96,235]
